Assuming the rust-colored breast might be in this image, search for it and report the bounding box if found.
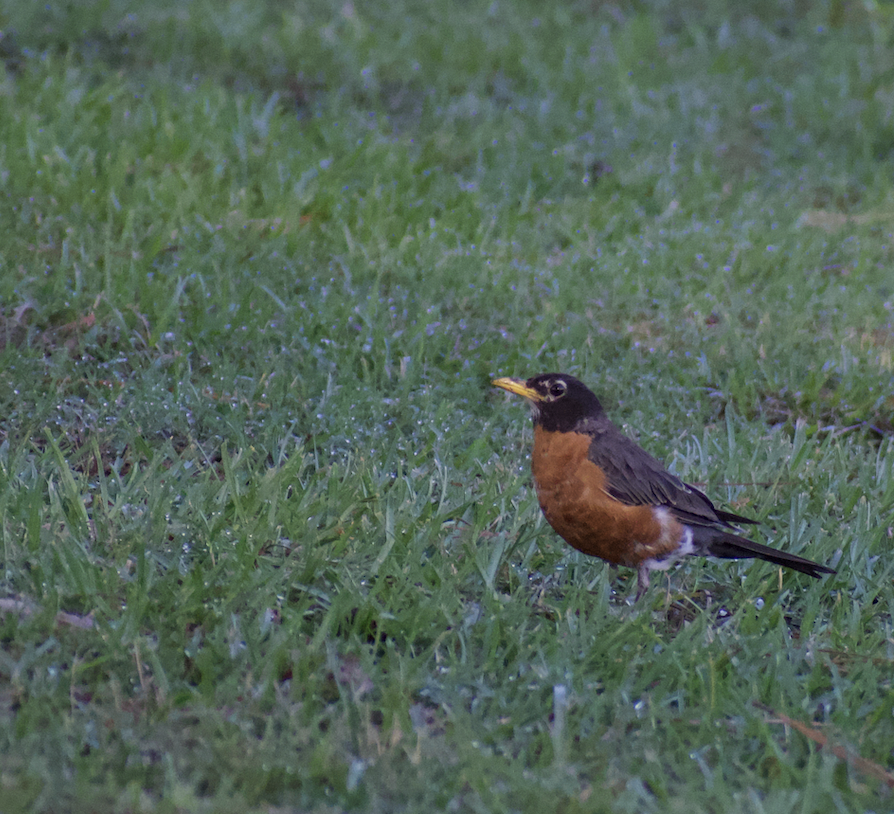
[531,428,683,566]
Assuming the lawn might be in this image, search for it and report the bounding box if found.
[0,0,893,811]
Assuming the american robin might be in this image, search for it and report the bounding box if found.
[492,373,836,599]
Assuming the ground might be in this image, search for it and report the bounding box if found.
[0,1,892,811]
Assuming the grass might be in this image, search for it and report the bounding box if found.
[0,0,893,810]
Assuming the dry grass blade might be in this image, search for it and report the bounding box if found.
[754,702,894,789]
[0,597,96,630]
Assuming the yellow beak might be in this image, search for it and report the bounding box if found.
[491,377,543,402]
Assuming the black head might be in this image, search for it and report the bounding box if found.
[492,373,605,432]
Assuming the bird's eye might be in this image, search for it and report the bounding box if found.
[549,380,567,398]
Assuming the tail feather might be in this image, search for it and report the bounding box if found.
[693,528,835,579]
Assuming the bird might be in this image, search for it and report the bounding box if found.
[492,373,836,599]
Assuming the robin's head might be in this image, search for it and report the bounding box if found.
[492,373,605,432]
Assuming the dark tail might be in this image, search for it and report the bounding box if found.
[694,528,836,579]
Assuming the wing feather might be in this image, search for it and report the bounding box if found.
[586,425,757,529]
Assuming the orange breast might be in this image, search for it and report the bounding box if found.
[530,428,683,566]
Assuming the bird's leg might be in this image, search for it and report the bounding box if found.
[635,565,650,601]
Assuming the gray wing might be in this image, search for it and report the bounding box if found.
[587,424,757,529]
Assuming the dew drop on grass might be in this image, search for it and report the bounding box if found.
[346,759,366,792]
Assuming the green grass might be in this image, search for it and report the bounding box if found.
[1,0,893,811]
